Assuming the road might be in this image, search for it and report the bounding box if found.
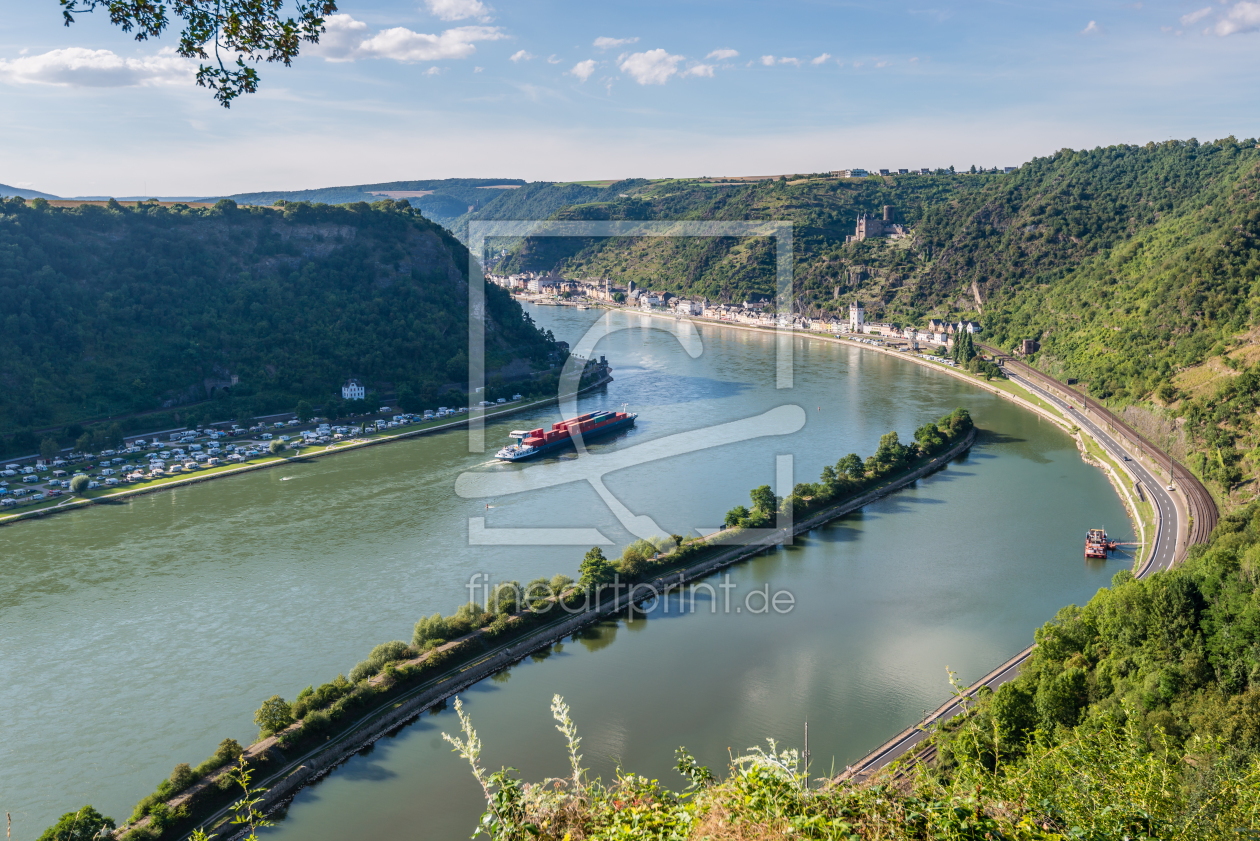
[1003,368,1179,575]
[842,365,1182,780]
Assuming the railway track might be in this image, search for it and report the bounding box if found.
[980,345,1218,545]
[837,344,1220,787]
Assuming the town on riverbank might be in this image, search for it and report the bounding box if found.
[494,272,1008,366]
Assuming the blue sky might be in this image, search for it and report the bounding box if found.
[2,0,1259,196]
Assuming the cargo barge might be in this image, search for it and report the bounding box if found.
[495,409,637,462]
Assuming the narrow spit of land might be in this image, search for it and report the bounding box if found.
[114,427,978,841]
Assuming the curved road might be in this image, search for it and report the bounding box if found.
[1003,368,1179,575]
[843,364,1183,780]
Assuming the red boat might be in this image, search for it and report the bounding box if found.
[1085,528,1117,559]
[495,408,637,461]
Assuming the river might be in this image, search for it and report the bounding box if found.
[0,305,1132,839]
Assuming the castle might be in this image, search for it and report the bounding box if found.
[846,206,907,243]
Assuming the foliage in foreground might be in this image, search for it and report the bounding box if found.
[444,693,1260,841]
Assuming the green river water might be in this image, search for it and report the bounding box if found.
[0,306,1132,840]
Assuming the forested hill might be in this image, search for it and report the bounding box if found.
[210,178,528,226]
[491,171,995,305]
[0,197,558,450]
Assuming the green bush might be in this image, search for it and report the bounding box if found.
[38,805,115,841]
[197,738,243,775]
[303,708,332,734]
[368,639,410,665]
[413,612,451,647]
[618,546,647,577]
[167,762,195,795]
[348,659,379,682]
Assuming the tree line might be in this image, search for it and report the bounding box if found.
[0,196,559,455]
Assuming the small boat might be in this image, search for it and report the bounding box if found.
[1085,527,1117,559]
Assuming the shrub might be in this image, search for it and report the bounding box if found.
[303,707,332,733]
[368,639,410,665]
[191,737,242,777]
[120,825,160,841]
[349,659,379,682]
[413,613,450,647]
[549,573,574,595]
[618,546,647,577]
[523,577,553,608]
[483,614,513,639]
[167,762,195,794]
[490,580,522,614]
[38,805,115,841]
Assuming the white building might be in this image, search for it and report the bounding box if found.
[849,301,865,333]
[342,379,365,401]
[527,277,556,294]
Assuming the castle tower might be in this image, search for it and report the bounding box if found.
[849,300,865,333]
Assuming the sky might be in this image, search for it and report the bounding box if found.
[2,0,1259,197]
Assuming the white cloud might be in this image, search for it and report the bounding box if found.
[1081,20,1100,34]
[779,57,801,66]
[1213,2,1260,34]
[810,53,831,65]
[683,63,715,77]
[509,49,534,62]
[363,25,505,61]
[570,59,597,82]
[547,55,562,64]
[474,66,483,72]
[618,49,683,84]
[311,14,370,60]
[311,15,505,62]
[760,55,776,66]
[0,46,191,87]
[1180,7,1212,25]
[424,0,493,22]
[707,48,739,60]
[424,66,445,75]
[594,36,639,50]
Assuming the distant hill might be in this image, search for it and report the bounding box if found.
[0,183,60,200]
[487,136,1260,504]
[0,197,558,451]
[207,178,530,225]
